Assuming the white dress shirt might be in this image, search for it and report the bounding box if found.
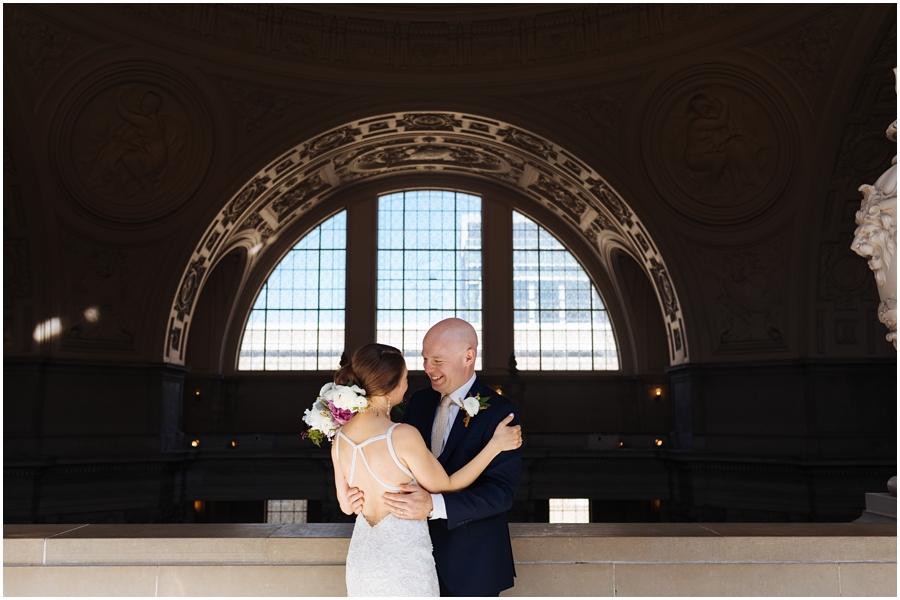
[429,372,477,520]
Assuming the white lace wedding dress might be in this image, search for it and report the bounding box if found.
[337,423,440,597]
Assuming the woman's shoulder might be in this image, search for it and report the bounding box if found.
[390,422,425,448]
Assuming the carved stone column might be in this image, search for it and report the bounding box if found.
[851,69,896,523]
[851,70,897,348]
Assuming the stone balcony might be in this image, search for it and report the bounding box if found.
[4,523,896,596]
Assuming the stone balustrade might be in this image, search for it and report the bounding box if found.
[4,523,896,596]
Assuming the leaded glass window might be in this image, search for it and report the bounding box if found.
[513,211,618,370]
[238,211,346,370]
[376,191,483,371]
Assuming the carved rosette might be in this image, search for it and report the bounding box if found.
[165,111,690,367]
[851,70,897,348]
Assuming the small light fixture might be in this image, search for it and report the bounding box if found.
[655,438,663,447]
[655,388,662,400]
[191,439,200,448]
[617,440,625,448]
[194,500,203,512]
[496,387,503,395]
[195,390,201,399]
[230,440,238,448]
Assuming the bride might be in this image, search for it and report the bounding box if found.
[326,343,522,597]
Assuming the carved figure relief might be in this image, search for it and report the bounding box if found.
[79,85,185,199]
[62,242,148,348]
[644,70,792,224]
[222,81,305,134]
[705,247,786,347]
[57,69,212,223]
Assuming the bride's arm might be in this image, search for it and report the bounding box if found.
[331,439,354,515]
[393,415,519,493]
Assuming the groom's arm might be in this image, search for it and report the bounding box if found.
[440,403,522,529]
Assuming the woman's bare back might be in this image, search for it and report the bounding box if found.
[336,420,415,526]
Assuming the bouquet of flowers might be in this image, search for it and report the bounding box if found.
[302,382,368,446]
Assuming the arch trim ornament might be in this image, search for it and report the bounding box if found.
[164,112,689,366]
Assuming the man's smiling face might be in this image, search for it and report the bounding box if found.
[421,320,477,395]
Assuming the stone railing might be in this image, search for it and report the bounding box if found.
[4,522,896,596]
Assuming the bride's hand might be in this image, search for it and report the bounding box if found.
[490,413,522,452]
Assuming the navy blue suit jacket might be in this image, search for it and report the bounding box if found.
[403,377,522,596]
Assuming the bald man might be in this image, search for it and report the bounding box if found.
[383,318,523,596]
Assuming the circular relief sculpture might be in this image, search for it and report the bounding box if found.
[54,63,212,223]
[643,67,794,224]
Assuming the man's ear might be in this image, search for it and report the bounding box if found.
[463,348,476,365]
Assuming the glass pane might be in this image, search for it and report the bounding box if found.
[238,211,346,371]
[512,211,617,370]
[376,191,483,371]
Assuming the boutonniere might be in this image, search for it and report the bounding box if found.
[461,393,491,427]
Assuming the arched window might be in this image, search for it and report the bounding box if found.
[238,190,619,372]
[376,190,483,371]
[513,211,618,370]
[238,211,346,370]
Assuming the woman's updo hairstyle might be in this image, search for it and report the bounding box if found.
[334,343,405,398]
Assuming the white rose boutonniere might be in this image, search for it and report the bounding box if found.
[461,393,491,427]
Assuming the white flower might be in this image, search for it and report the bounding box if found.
[462,396,481,417]
[303,399,335,432]
[319,382,339,401]
[332,384,368,411]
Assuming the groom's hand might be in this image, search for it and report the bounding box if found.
[383,483,433,520]
[347,487,365,514]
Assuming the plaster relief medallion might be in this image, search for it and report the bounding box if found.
[56,65,212,223]
[644,70,793,224]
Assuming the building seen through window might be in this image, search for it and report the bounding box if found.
[238,192,618,371]
[376,190,483,371]
[238,211,346,370]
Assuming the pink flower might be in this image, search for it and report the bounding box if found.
[328,400,355,426]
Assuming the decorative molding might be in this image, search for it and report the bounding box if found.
[105,4,738,72]
[3,238,32,299]
[818,233,879,310]
[6,7,99,103]
[165,111,690,367]
[217,79,310,136]
[756,7,850,95]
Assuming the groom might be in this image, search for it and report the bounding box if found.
[383,318,523,596]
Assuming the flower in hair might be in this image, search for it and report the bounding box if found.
[302,382,368,447]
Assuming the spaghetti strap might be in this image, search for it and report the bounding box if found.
[337,424,414,492]
[386,423,414,480]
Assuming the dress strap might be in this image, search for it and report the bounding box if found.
[386,423,414,480]
[337,431,358,487]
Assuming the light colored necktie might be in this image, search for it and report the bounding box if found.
[431,395,454,457]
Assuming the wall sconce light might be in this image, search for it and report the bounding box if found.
[655,388,662,400]
[617,440,625,448]
[191,439,200,448]
[230,440,238,448]
[194,500,203,513]
[654,438,663,447]
[495,387,503,395]
[195,390,201,400]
